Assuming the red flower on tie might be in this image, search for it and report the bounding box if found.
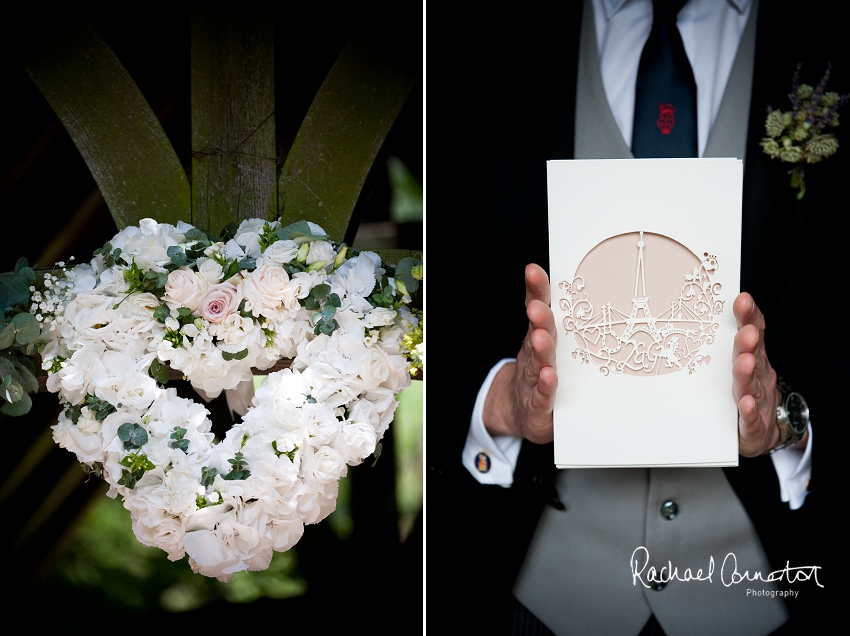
[656,103,676,134]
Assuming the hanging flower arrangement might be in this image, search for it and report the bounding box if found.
[14,215,421,582]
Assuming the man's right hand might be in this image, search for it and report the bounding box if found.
[482,263,558,443]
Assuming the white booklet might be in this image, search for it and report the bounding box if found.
[547,158,742,468]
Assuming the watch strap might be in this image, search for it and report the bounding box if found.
[769,377,806,454]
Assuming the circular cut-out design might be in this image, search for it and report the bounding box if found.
[557,231,723,376]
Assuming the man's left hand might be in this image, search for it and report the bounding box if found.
[732,292,787,456]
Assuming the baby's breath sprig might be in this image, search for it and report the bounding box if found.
[760,63,850,199]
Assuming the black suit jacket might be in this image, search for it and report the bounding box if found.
[429,3,849,633]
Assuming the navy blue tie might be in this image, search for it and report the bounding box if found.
[631,0,697,158]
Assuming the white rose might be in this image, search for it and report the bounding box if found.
[303,445,346,485]
[338,421,377,465]
[261,240,299,265]
[164,269,209,313]
[243,261,290,311]
[197,257,224,284]
[305,240,335,270]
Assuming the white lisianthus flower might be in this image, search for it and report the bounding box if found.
[280,270,320,311]
[119,220,186,271]
[51,408,104,464]
[329,252,382,313]
[211,312,258,351]
[363,307,397,328]
[48,348,108,405]
[233,218,266,257]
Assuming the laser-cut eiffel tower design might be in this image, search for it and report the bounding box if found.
[619,231,662,344]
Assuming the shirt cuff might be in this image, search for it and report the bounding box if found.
[769,422,813,511]
[462,358,522,487]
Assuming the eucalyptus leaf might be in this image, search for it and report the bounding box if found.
[17,266,35,284]
[0,390,31,416]
[0,271,30,310]
[0,323,15,349]
[0,356,16,376]
[275,219,328,243]
[395,274,419,294]
[12,312,40,344]
[311,284,330,299]
[10,356,39,394]
[15,353,37,376]
[13,257,29,273]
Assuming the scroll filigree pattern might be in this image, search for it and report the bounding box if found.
[558,232,723,377]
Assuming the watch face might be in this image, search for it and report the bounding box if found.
[786,392,809,433]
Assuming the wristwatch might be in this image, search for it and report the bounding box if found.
[769,377,809,454]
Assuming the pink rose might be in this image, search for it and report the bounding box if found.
[200,282,243,323]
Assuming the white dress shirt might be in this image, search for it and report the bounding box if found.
[462,0,813,510]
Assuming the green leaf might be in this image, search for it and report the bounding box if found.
[16,354,37,377]
[185,228,208,242]
[0,356,16,376]
[2,377,24,403]
[1,391,32,416]
[371,442,382,467]
[201,466,217,487]
[0,323,15,349]
[0,272,30,310]
[12,312,40,345]
[220,222,239,242]
[169,438,189,452]
[149,358,169,384]
[117,422,148,449]
[221,348,249,361]
[311,284,330,299]
[10,356,39,394]
[275,220,328,243]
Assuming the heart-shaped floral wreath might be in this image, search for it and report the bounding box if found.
[35,216,421,581]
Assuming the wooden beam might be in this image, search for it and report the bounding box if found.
[190,1,277,234]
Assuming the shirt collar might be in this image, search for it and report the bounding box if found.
[600,0,751,20]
